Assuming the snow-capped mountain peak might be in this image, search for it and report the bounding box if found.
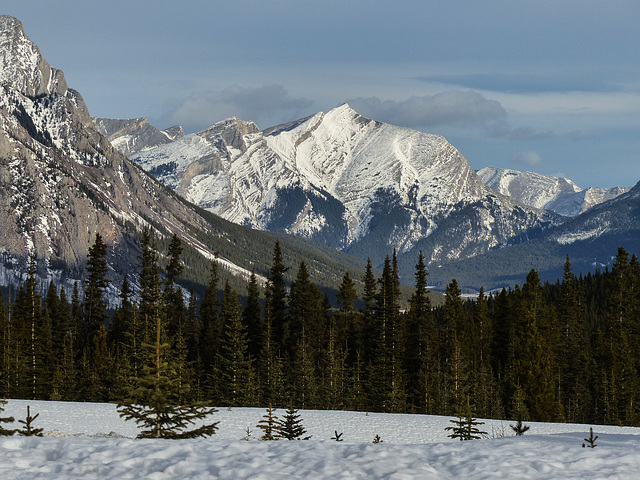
[478,166,629,217]
[0,15,67,97]
[131,106,560,267]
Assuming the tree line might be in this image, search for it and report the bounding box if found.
[1,230,639,427]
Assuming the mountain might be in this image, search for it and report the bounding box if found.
[428,179,640,290]
[130,106,562,278]
[0,15,366,300]
[93,117,184,157]
[478,166,629,217]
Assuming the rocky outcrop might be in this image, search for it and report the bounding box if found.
[93,117,184,157]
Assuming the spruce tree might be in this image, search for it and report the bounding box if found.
[445,397,487,440]
[199,258,221,397]
[163,234,185,339]
[117,311,219,438]
[17,405,43,436]
[0,398,15,436]
[276,407,311,440]
[405,251,434,413]
[243,269,263,360]
[256,404,279,440]
[83,233,109,352]
[265,241,288,355]
[217,282,252,407]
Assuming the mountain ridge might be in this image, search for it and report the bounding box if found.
[0,15,366,301]
[478,166,629,217]
[131,103,562,275]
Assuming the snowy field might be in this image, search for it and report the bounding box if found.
[1,399,640,479]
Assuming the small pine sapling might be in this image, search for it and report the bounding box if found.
[17,406,43,437]
[331,430,344,441]
[256,404,279,440]
[372,434,383,443]
[583,427,598,448]
[445,398,487,441]
[0,399,16,436]
[510,418,530,436]
[276,407,311,440]
[509,385,530,436]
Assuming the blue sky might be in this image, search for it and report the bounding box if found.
[5,0,640,188]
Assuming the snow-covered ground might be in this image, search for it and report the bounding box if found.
[1,399,639,479]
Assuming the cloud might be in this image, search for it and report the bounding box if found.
[486,121,555,141]
[348,91,507,130]
[158,85,313,132]
[511,151,542,167]
[348,91,557,142]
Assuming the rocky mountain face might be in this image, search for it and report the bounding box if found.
[478,166,629,217]
[0,16,267,298]
[130,105,562,274]
[93,117,184,157]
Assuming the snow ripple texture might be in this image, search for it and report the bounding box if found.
[1,399,639,480]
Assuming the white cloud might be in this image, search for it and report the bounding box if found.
[511,151,542,167]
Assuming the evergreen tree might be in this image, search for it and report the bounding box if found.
[445,397,487,440]
[217,282,252,406]
[558,256,592,423]
[276,406,311,440]
[199,258,221,397]
[117,311,219,438]
[256,404,279,440]
[405,251,434,413]
[440,278,470,415]
[83,233,109,352]
[265,241,288,355]
[163,234,185,339]
[138,228,161,342]
[0,398,15,435]
[361,258,377,367]
[17,405,43,436]
[243,269,263,360]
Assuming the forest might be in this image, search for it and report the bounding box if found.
[1,229,639,428]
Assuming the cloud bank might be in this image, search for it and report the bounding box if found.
[159,85,313,132]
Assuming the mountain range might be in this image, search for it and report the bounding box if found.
[107,106,636,289]
[1,14,638,296]
[0,15,365,302]
[477,166,629,217]
[123,107,566,280]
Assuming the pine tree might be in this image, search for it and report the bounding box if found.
[243,269,263,360]
[217,282,252,406]
[117,311,219,439]
[17,405,43,436]
[83,233,109,352]
[265,241,288,355]
[276,406,311,440]
[0,398,15,436]
[163,234,185,339]
[405,251,434,413]
[445,397,487,440]
[256,404,279,440]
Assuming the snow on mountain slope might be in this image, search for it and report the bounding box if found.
[133,105,559,268]
[478,166,629,217]
[0,15,265,298]
[93,117,184,157]
[0,15,67,98]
